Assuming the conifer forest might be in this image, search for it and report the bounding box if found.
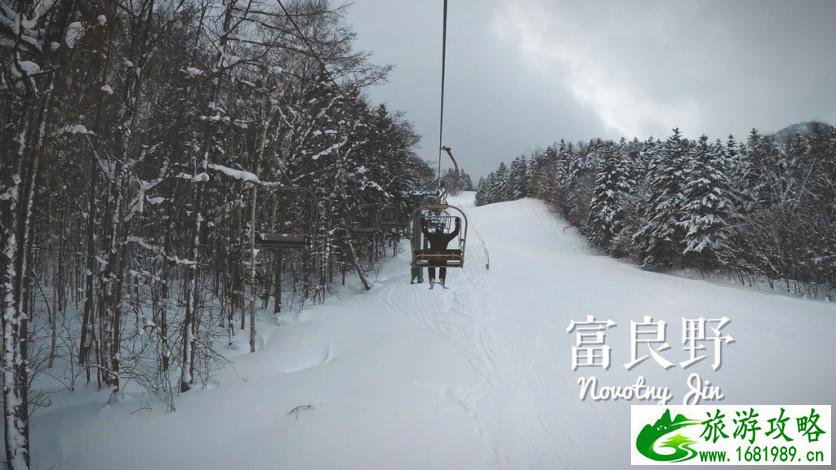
[477,126,835,297]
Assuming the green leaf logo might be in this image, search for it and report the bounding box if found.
[636,409,701,462]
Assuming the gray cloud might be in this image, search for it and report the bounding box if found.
[348,0,836,178]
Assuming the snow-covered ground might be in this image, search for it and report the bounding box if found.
[32,192,835,469]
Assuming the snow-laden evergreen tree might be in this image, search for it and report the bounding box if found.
[442,167,475,192]
[475,177,487,205]
[529,145,558,200]
[492,162,510,201]
[611,138,647,255]
[677,136,736,269]
[631,128,689,268]
[477,172,498,205]
[565,142,598,228]
[723,134,743,201]
[586,143,631,253]
[459,171,475,191]
[737,129,778,209]
[551,140,573,214]
[799,122,836,209]
[507,156,529,200]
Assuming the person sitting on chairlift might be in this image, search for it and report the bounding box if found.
[421,217,461,289]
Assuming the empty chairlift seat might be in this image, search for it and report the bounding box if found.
[350,202,383,236]
[380,220,405,233]
[350,225,378,236]
[256,233,307,250]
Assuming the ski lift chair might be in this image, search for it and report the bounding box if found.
[256,233,307,250]
[379,205,408,236]
[350,203,381,236]
[255,187,316,251]
[411,205,468,269]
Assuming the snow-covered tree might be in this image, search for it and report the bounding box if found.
[528,145,558,200]
[507,156,529,200]
[492,162,509,201]
[631,128,689,268]
[442,167,474,193]
[459,171,475,191]
[479,121,833,297]
[475,177,487,205]
[587,142,633,254]
[1,0,433,462]
[678,136,736,269]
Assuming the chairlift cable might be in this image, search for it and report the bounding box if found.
[436,0,448,192]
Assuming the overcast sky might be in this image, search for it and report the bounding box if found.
[347,0,836,178]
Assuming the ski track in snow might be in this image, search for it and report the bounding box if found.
[377,196,569,469]
[381,256,505,464]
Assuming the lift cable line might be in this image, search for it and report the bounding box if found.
[436,0,449,189]
[409,0,490,278]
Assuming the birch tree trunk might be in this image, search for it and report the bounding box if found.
[2,111,30,470]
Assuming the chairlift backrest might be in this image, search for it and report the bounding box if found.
[256,233,307,250]
[350,202,382,234]
[256,186,317,251]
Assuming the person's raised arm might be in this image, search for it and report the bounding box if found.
[450,218,461,238]
[442,218,461,245]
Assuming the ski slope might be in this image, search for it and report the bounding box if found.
[32,193,835,469]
